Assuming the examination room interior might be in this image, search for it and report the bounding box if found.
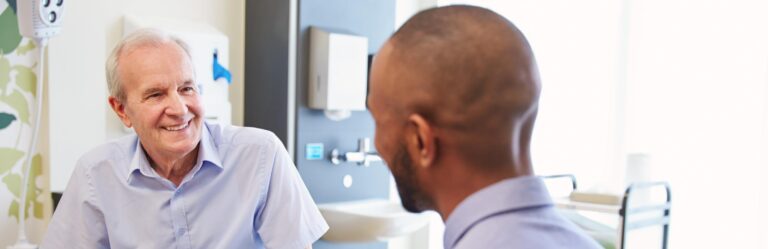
[0,0,767,248]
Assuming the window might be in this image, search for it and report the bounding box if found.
[439,0,768,248]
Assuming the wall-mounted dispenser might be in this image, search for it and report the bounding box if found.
[309,27,369,121]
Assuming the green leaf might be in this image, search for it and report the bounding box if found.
[0,112,16,130]
[4,154,46,221]
[8,200,19,223]
[34,200,43,219]
[0,148,24,174]
[29,154,43,198]
[0,89,29,124]
[26,154,44,220]
[12,65,36,96]
[0,55,10,90]
[0,7,23,55]
[3,172,21,198]
[16,40,36,55]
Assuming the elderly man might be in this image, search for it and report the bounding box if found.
[41,29,327,249]
[368,6,601,249]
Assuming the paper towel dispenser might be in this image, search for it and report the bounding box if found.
[308,27,369,118]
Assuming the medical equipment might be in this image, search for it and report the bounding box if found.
[17,0,64,39]
[543,175,672,249]
[11,0,66,248]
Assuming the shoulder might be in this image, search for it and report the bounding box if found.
[62,134,136,200]
[208,122,284,151]
[458,207,600,249]
[75,134,136,174]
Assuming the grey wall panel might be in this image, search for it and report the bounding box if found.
[244,0,292,144]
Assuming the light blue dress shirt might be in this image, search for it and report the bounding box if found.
[42,122,328,249]
[444,176,602,249]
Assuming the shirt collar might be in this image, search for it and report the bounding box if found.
[197,122,224,169]
[443,176,554,249]
[126,122,224,183]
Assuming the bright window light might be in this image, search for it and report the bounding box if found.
[439,0,768,248]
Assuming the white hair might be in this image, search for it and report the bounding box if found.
[105,28,193,102]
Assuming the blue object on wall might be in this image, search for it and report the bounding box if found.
[305,143,324,160]
[212,50,232,84]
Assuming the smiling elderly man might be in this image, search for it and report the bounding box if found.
[41,29,328,249]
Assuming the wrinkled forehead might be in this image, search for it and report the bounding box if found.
[118,43,195,89]
[122,43,193,72]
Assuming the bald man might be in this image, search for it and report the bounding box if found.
[368,5,601,249]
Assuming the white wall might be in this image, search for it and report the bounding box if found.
[622,1,768,247]
[47,0,245,192]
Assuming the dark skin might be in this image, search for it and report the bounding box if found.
[368,5,541,221]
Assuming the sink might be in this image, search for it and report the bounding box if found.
[318,198,431,242]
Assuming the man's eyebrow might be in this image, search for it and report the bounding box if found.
[141,87,164,95]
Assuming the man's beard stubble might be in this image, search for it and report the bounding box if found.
[392,145,433,213]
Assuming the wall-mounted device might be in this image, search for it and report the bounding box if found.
[330,138,382,167]
[17,0,65,39]
[309,27,368,121]
[12,1,66,249]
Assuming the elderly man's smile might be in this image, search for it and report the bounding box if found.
[163,120,192,131]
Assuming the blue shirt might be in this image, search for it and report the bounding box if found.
[444,176,601,249]
[42,122,328,249]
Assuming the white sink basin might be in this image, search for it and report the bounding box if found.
[318,198,430,242]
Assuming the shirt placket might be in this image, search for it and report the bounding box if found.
[170,187,192,249]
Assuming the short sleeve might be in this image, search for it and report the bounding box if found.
[255,137,329,249]
[40,160,109,249]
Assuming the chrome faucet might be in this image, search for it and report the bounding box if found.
[330,138,382,167]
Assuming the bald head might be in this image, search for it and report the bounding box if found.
[376,5,540,135]
[369,5,542,171]
[370,6,542,214]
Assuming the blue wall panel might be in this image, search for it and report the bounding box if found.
[297,1,395,248]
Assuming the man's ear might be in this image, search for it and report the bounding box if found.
[108,96,132,128]
[406,114,436,168]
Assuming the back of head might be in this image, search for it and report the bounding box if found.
[386,5,541,167]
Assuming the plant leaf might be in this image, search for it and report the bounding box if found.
[27,154,42,199]
[0,89,29,124]
[0,148,24,174]
[3,172,21,198]
[0,55,10,90]
[13,65,36,96]
[34,200,43,219]
[8,200,19,223]
[16,40,36,55]
[4,154,46,221]
[0,7,23,56]
[0,112,16,130]
[27,154,44,219]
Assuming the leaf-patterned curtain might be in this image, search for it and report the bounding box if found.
[0,0,54,246]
